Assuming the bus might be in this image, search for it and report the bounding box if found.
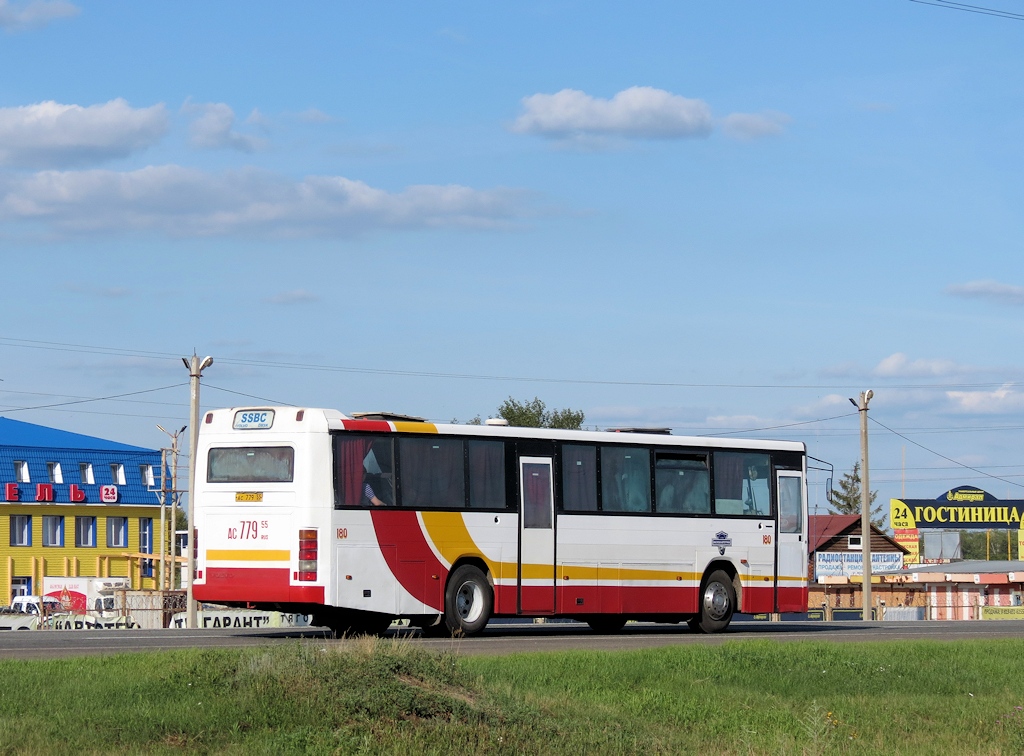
[192,407,808,636]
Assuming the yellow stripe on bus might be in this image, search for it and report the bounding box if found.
[394,422,438,434]
[419,511,507,577]
[206,549,290,562]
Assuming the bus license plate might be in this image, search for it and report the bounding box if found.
[235,492,264,502]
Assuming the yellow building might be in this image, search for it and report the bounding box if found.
[0,418,169,602]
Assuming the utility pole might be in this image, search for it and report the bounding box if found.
[157,424,186,592]
[183,353,213,629]
[850,390,874,621]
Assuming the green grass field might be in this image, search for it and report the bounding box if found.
[0,636,1021,754]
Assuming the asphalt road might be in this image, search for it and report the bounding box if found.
[1,619,1022,659]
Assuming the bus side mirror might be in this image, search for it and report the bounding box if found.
[825,478,833,504]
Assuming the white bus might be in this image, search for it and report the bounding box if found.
[192,407,808,635]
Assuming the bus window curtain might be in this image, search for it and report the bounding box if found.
[336,437,371,506]
[715,453,743,500]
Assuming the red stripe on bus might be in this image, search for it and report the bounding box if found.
[370,509,447,611]
[341,419,392,432]
[776,586,808,613]
[194,568,325,604]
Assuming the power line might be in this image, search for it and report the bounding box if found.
[869,414,1024,490]
[1,335,1022,391]
[204,384,295,407]
[909,0,1024,20]
[0,384,187,414]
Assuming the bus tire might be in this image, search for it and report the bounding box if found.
[444,564,492,636]
[694,569,735,634]
[586,615,626,633]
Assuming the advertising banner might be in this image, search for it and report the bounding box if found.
[814,551,904,580]
[893,529,920,564]
[890,486,1024,530]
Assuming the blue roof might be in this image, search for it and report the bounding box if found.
[0,417,155,453]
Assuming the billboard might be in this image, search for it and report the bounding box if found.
[814,551,904,580]
[891,486,1024,530]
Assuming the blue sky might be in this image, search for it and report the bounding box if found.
[1,0,1023,516]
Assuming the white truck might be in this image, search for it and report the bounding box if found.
[0,595,64,630]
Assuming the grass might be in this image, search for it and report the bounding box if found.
[0,636,1021,753]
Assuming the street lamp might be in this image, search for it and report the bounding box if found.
[183,354,213,628]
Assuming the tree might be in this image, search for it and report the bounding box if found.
[497,396,585,430]
[829,462,884,529]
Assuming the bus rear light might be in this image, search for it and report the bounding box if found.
[298,528,317,581]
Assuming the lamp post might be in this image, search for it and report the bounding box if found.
[156,424,186,591]
[183,354,213,628]
[849,390,874,621]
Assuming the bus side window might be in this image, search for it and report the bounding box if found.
[655,455,709,514]
[334,435,394,508]
[561,444,597,512]
[398,437,466,508]
[600,446,651,513]
[468,440,504,509]
[713,452,770,516]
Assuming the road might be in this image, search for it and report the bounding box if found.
[1,619,1022,659]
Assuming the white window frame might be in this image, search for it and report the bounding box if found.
[75,516,97,548]
[47,462,63,484]
[42,515,64,547]
[80,462,95,485]
[14,461,29,483]
[139,464,155,488]
[848,535,862,550]
[9,515,31,547]
[107,516,128,548]
[110,464,126,486]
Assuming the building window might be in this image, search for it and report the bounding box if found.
[47,462,63,484]
[848,535,862,549]
[75,516,97,548]
[10,577,31,602]
[139,464,155,488]
[140,518,154,577]
[42,516,64,547]
[79,463,95,485]
[107,517,128,548]
[110,464,126,486]
[14,461,29,483]
[9,515,31,547]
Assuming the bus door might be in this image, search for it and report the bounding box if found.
[519,456,555,614]
[775,470,806,612]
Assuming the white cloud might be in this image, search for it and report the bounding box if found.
[0,99,168,168]
[0,0,78,31]
[947,280,1024,306]
[946,384,1024,414]
[721,111,790,141]
[266,289,318,305]
[873,352,964,378]
[184,101,268,153]
[296,108,332,124]
[0,165,530,237]
[512,86,714,139]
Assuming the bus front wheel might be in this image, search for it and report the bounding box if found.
[692,570,736,634]
[444,564,492,636]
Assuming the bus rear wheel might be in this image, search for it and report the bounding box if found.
[692,570,736,634]
[444,564,492,636]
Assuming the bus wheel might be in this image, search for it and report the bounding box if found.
[694,570,735,634]
[586,615,626,633]
[445,565,492,636]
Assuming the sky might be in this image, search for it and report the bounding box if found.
[1,0,1023,519]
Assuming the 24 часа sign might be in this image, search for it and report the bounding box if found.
[891,486,1024,530]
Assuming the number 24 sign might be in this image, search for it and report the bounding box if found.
[100,485,118,503]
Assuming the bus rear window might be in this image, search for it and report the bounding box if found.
[207,447,294,483]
